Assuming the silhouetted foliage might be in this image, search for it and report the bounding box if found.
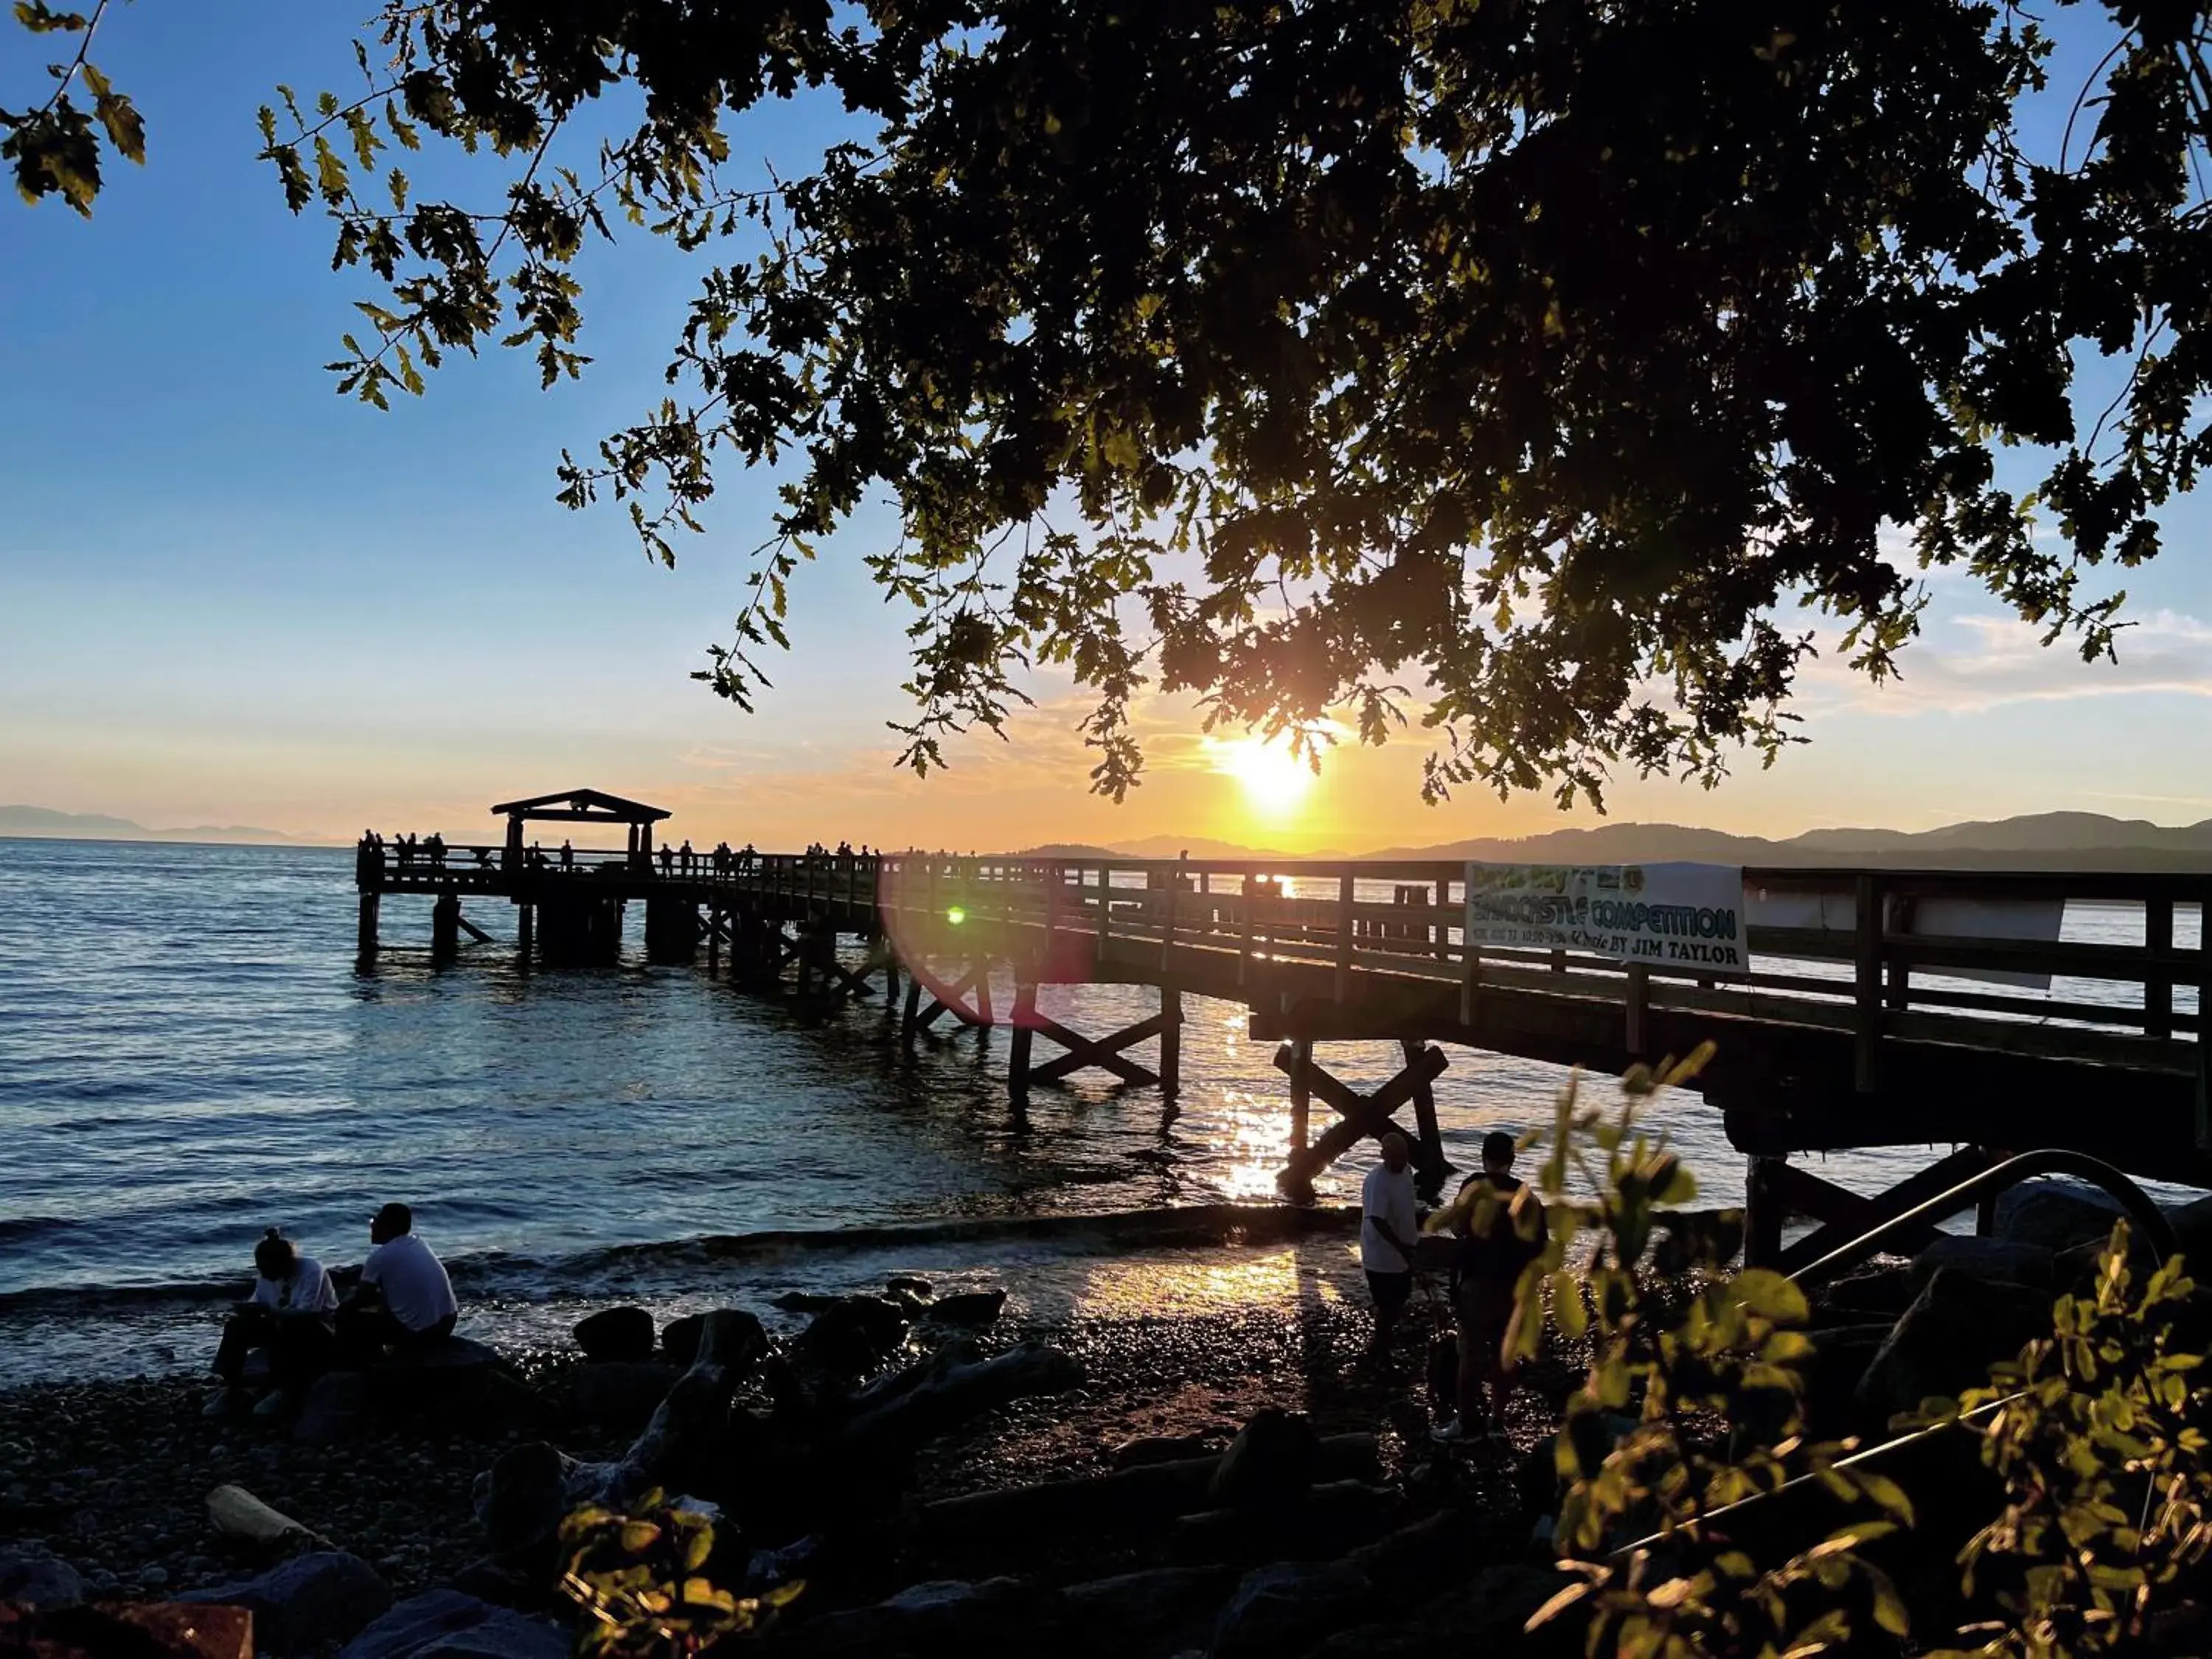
[13,4,2212,801]
[560,1489,801,1656]
[1,0,142,212]
[1924,1220,2212,1657]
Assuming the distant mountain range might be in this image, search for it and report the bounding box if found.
[0,806,313,846]
[1023,811,2212,870]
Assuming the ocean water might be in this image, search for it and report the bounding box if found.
[0,837,2198,1383]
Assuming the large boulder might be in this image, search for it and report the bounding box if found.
[1995,1180,2126,1253]
[1855,1267,2053,1427]
[792,1297,910,1374]
[178,1550,392,1656]
[573,1307,655,1363]
[369,1337,510,1414]
[1060,1565,1238,1649]
[1308,1563,1584,1659]
[474,1441,573,1562]
[773,1576,1067,1657]
[1209,1409,1319,1510]
[2166,1194,2212,1266]
[925,1289,1008,1329]
[661,1312,706,1368]
[557,1361,681,1429]
[293,1368,369,1444]
[1208,1560,1375,1659]
[338,1589,568,1659]
[0,1545,85,1610]
[1907,1235,2053,1290]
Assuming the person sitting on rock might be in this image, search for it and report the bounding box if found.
[208,1228,338,1416]
[336,1203,458,1362]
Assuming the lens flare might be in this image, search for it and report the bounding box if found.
[1209,736,1317,818]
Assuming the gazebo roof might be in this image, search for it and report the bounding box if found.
[489,788,672,824]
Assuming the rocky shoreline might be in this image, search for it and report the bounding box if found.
[4,1175,2199,1657]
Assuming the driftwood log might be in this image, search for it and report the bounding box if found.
[205,1484,330,1551]
[917,1433,1380,1535]
[568,1308,769,1509]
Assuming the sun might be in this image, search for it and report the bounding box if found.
[1209,735,1317,818]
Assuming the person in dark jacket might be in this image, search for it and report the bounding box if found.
[1433,1130,1545,1444]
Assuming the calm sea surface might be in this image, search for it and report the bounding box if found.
[0,837,2198,1382]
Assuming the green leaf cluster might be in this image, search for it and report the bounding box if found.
[1,0,143,213]
[1501,1049,1913,1658]
[1924,1222,2212,1658]
[241,2,2212,802]
[560,1489,801,1657]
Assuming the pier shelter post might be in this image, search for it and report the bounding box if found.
[356,891,380,960]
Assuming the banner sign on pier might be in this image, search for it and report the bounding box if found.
[1462,862,1750,975]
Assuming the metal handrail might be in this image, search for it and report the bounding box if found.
[1787,1148,2179,1290]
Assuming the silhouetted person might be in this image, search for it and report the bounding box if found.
[1434,1130,1545,1444]
[658,843,674,873]
[560,839,574,869]
[1360,1132,1419,1362]
[336,1203,458,1363]
[679,838,694,872]
[208,1228,338,1416]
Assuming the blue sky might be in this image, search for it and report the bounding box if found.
[1,6,2208,851]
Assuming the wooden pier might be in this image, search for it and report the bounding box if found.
[357,790,2211,1267]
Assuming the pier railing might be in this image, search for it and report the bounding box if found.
[359,842,2207,1088]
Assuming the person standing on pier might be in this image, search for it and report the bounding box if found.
[336,1203,459,1361]
[1433,1130,1545,1445]
[560,839,573,870]
[1359,1132,1421,1363]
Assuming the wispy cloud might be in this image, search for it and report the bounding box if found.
[1808,608,2212,714]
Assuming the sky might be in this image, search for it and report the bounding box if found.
[2,7,2209,854]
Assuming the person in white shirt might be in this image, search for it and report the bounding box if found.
[209,1229,340,1411]
[338,1202,459,1360]
[1359,1133,1421,1362]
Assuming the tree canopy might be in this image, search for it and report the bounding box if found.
[13,2,2212,806]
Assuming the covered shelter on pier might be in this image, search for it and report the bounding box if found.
[491,787,671,871]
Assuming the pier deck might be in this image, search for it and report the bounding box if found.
[356,816,2211,1265]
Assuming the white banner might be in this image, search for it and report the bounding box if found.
[1463,862,1749,975]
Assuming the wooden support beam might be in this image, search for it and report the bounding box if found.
[455,908,493,946]
[1401,1038,1444,1176]
[1275,1042,1450,1197]
[900,973,923,1045]
[516,901,533,970]
[1027,1009,1178,1087]
[1745,1155,1787,1269]
[908,959,990,1031]
[1854,874,1882,1093]
[1773,1144,2003,1276]
[1009,981,1037,1099]
[1287,1036,1312,1155]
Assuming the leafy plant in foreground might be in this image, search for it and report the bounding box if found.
[1492,1050,1913,1658]
[560,1490,801,1657]
[1925,1220,2212,1658]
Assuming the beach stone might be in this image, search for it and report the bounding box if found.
[1208,1559,1375,1659]
[779,1576,1065,1656]
[1810,1262,1917,1324]
[1061,1566,1238,1647]
[0,1545,86,1609]
[660,1313,706,1368]
[1113,1430,1217,1469]
[338,1588,567,1659]
[1798,1323,1895,1437]
[294,1368,369,1444]
[926,1288,1008,1328]
[1856,1267,2053,1427]
[571,1307,655,1363]
[1996,1180,2126,1253]
[1308,1563,1583,1659]
[178,1549,392,1656]
[885,1275,933,1298]
[793,1297,910,1374]
[369,1338,512,1428]
[2166,1194,2212,1265]
[560,1361,681,1428]
[474,1441,571,1561]
[1908,1235,2053,1290]
[1209,1408,1318,1509]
